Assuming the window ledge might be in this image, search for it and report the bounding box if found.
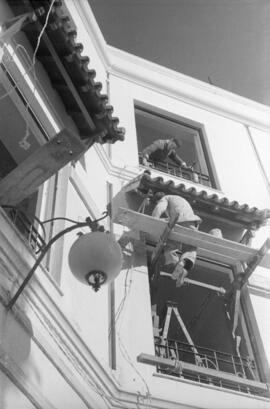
[153,372,270,401]
[138,353,269,396]
[139,164,225,196]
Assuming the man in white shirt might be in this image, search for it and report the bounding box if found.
[152,192,202,287]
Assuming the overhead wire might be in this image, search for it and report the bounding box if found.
[0,0,56,153]
[107,236,152,408]
[0,0,55,101]
[117,333,152,409]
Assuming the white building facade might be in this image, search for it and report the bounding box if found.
[0,1,270,408]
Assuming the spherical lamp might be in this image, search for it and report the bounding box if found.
[68,231,122,291]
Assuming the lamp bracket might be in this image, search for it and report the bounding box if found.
[6,212,108,309]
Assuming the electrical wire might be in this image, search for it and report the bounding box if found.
[107,238,152,408]
[108,233,135,337]
[0,1,55,102]
[32,0,56,71]
[108,266,132,338]
[115,268,132,325]
[41,216,84,225]
[117,334,152,409]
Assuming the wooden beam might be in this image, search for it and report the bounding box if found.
[114,208,270,268]
[185,278,226,294]
[241,238,270,288]
[0,129,87,206]
[40,30,96,132]
[159,271,226,293]
[137,353,269,392]
[232,287,241,335]
[151,215,178,270]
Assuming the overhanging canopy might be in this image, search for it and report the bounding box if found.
[6,0,125,144]
[123,172,270,230]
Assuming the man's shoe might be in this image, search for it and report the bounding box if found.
[171,264,182,280]
[176,268,188,287]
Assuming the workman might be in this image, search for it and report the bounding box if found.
[142,137,192,170]
[152,192,202,287]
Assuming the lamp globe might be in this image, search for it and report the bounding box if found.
[68,231,122,291]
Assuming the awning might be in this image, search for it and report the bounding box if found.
[6,0,125,144]
[123,172,270,229]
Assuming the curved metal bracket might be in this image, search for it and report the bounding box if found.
[6,212,108,309]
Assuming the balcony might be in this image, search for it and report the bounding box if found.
[3,206,46,254]
[139,153,211,187]
[153,337,264,394]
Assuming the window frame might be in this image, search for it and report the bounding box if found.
[134,102,221,190]
[149,252,270,390]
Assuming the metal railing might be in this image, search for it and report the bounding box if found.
[154,337,263,395]
[3,207,46,254]
[139,154,211,186]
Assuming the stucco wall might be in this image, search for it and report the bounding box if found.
[1,0,270,408]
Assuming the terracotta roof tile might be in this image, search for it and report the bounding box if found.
[7,0,125,144]
[126,172,270,228]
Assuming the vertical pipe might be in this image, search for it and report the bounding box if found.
[46,172,59,270]
[107,181,117,369]
[106,71,112,160]
[246,126,270,195]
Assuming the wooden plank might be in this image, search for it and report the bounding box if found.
[0,129,87,206]
[151,215,178,270]
[114,208,270,268]
[185,278,226,294]
[241,238,270,286]
[232,288,241,335]
[157,271,226,293]
[137,353,269,392]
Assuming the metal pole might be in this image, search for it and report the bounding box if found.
[107,182,117,370]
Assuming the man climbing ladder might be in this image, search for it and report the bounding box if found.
[151,192,202,286]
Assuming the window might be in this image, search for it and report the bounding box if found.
[114,181,269,395]
[3,190,46,253]
[149,254,265,395]
[135,106,219,188]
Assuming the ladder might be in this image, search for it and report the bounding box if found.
[161,301,203,366]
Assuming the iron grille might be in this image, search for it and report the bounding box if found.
[154,336,264,396]
[4,207,46,253]
[139,154,211,186]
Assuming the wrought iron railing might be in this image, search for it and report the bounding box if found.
[139,154,211,186]
[154,337,263,395]
[3,207,46,254]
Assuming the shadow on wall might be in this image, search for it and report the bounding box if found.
[0,299,41,408]
[109,187,151,269]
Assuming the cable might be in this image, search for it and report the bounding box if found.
[118,334,152,409]
[0,0,55,107]
[32,0,56,70]
[115,267,132,326]
[41,216,84,225]
[108,233,135,337]
[108,266,132,338]
[107,239,152,408]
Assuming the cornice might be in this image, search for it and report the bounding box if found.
[93,145,226,200]
[94,144,139,182]
[106,46,270,133]
[73,0,270,134]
